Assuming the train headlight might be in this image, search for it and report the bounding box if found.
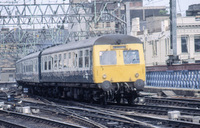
[102,74,107,79]
[135,73,139,78]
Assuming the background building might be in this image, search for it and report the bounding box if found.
[186,4,200,16]
[136,15,200,66]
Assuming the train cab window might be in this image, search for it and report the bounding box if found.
[48,56,52,70]
[85,50,89,67]
[79,51,83,68]
[63,53,67,68]
[54,55,57,70]
[100,51,116,65]
[123,50,140,64]
[58,54,62,69]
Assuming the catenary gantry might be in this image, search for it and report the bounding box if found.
[0,0,127,67]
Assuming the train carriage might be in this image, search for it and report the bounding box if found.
[16,34,145,104]
[16,51,41,83]
[40,37,95,83]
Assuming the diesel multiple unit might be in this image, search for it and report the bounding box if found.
[16,34,145,104]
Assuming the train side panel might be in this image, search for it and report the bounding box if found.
[40,47,94,83]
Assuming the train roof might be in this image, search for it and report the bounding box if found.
[42,34,142,55]
[94,34,142,45]
[16,51,41,63]
[16,34,142,62]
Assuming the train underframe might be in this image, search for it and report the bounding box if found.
[19,82,140,105]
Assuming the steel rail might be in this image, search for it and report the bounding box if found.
[0,109,86,128]
[20,97,156,128]
[145,97,200,108]
[73,102,200,128]
[0,118,26,128]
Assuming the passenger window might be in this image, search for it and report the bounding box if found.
[25,62,27,72]
[41,58,43,71]
[20,64,21,73]
[44,57,47,70]
[23,64,25,73]
[26,62,28,72]
[30,60,33,72]
[17,64,19,73]
[36,59,38,72]
[16,64,18,73]
[63,53,67,68]
[21,63,23,73]
[68,52,72,68]
[35,60,37,72]
[54,55,57,69]
[58,54,62,69]
[48,56,52,70]
[34,59,37,72]
[31,64,33,72]
[33,60,35,72]
[85,50,89,68]
[72,52,77,67]
[79,51,83,68]
[69,52,71,59]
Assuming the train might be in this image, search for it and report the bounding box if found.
[16,34,145,104]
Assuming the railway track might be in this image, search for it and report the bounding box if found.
[0,95,152,128]
[145,96,200,108]
[21,96,200,128]
[21,97,156,128]
[9,97,107,128]
[104,104,200,116]
[33,104,108,128]
[2,92,200,128]
[75,103,200,128]
[0,118,26,128]
[0,109,85,128]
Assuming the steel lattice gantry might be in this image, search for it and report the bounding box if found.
[0,0,126,63]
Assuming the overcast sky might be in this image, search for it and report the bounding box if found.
[143,0,200,16]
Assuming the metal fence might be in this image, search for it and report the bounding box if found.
[146,70,200,89]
